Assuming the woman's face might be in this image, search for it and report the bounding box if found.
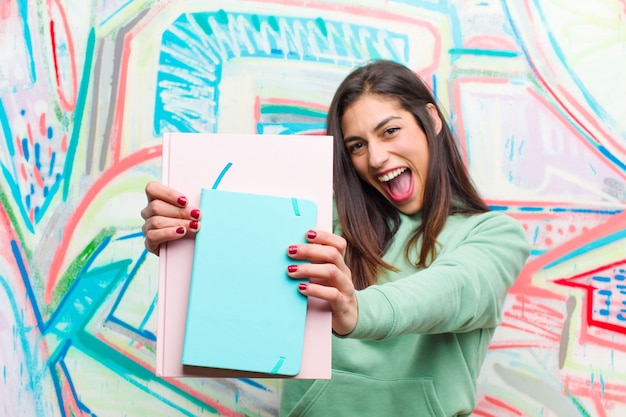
[341,94,441,215]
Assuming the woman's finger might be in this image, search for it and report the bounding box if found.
[141,198,201,221]
[145,181,189,206]
[143,221,200,255]
[287,262,351,292]
[142,216,200,255]
[304,229,347,257]
[287,242,348,272]
[143,225,187,255]
[296,281,357,336]
[142,215,200,235]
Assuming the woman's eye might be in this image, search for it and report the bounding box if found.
[348,142,365,154]
[384,127,399,136]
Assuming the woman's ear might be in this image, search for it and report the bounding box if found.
[426,103,442,135]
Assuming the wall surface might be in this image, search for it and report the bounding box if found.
[1,0,625,416]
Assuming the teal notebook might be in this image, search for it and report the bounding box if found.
[181,188,317,376]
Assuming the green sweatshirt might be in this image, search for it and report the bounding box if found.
[280,210,530,417]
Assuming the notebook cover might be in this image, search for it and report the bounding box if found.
[182,190,317,375]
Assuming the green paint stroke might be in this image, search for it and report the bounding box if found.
[566,388,591,417]
[0,188,29,254]
[47,227,116,316]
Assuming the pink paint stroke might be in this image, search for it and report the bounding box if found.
[45,145,162,303]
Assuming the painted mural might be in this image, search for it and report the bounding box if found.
[1,0,625,416]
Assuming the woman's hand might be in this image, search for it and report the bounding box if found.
[140,181,201,256]
[286,230,358,336]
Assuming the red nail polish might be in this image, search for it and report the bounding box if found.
[298,283,308,291]
[189,221,199,230]
[190,209,200,219]
[177,196,188,206]
[307,230,317,239]
[176,226,185,234]
[288,265,298,273]
[288,245,298,255]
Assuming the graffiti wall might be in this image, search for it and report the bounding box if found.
[1,0,625,416]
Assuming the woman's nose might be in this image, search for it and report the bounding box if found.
[368,141,389,169]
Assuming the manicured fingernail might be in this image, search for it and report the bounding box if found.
[177,196,188,206]
[288,245,298,255]
[176,226,185,234]
[298,283,308,291]
[189,221,198,230]
[190,209,200,219]
[288,265,298,273]
[307,230,317,239]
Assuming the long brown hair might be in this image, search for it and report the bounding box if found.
[327,60,489,290]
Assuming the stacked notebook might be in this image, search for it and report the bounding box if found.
[182,189,317,376]
[156,132,333,379]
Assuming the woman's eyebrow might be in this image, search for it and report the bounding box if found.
[343,115,402,143]
[373,115,401,132]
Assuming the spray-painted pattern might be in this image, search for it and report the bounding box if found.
[1,1,625,416]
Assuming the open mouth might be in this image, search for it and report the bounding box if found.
[377,167,414,203]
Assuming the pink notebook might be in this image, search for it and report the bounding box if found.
[156,132,333,379]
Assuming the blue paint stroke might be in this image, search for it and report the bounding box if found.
[154,11,410,135]
[34,142,41,169]
[488,205,623,216]
[449,48,520,58]
[239,378,270,391]
[21,138,29,161]
[502,1,626,173]
[530,0,620,133]
[0,274,46,416]
[116,231,145,241]
[73,331,212,417]
[0,99,15,155]
[57,359,97,416]
[391,0,450,12]
[11,240,44,331]
[550,207,623,215]
[35,176,61,224]
[105,248,156,342]
[45,260,130,360]
[448,3,463,65]
[257,122,326,135]
[98,0,135,27]
[16,0,36,82]
[138,291,158,336]
[62,28,96,200]
[544,228,626,269]
[257,103,326,135]
[40,234,219,415]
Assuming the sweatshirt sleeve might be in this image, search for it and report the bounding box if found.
[348,211,531,340]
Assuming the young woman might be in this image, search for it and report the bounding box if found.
[141,60,530,416]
